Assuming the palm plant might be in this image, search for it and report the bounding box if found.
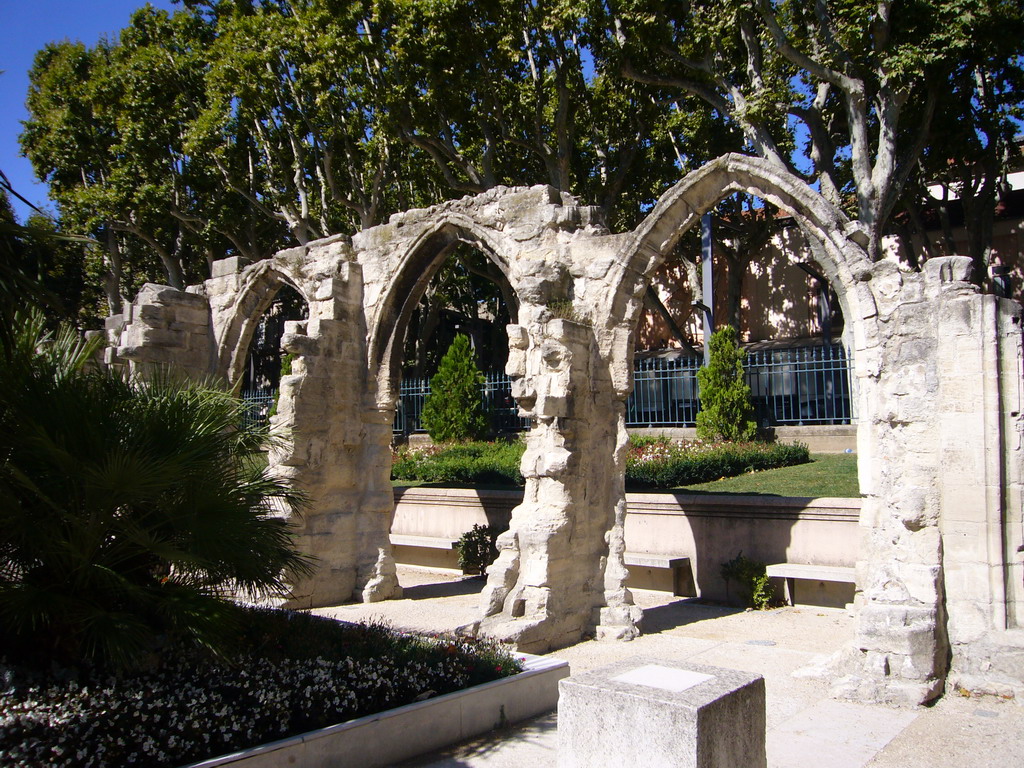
[0,312,311,669]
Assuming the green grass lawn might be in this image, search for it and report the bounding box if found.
[673,452,860,497]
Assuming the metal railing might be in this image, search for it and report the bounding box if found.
[240,389,275,430]
[242,344,854,433]
[745,345,853,427]
[628,345,853,428]
[393,372,530,435]
[627,355,703,427]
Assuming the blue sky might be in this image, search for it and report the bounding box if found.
[0,0,176,220]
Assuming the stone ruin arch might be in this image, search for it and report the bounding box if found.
[106,156,1024,705]
[364,213,518,408]
[213,260,313,386]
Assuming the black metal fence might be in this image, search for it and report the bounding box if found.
[392,373,530,435]
[393,344,853,433]
[745,345,854,427]
[240,389,275,430]
[242,344,854,433]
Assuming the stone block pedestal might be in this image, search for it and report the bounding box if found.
[557,657,765,768]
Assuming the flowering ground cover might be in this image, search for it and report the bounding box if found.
[624,437,810,488]
[0,609,521,768]
[391,436,810,490]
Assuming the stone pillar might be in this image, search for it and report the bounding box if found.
[474,315,641,653]
[834,256,1024,704]
[269,264,401,607]
[832,260,950,705]
[109,283,214,379]
[934,269,1024,698]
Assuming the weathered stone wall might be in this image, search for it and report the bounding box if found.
[107,156,1024,704]
[105,283,213,379]
[267,266,402,606]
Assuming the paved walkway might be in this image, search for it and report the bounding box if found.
[313,567,1024,768]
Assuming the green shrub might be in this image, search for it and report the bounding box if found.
[391,440,525,485]
[391,437,809,490]
[696,326,757,441]
[624,437,809,489]
[421,334,488,442]
[720,552,774,609]
[456,524,501,575]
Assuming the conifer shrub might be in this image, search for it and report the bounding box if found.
[696,325,757,441]
[420,334,488,442]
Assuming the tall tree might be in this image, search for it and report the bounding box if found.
[21,39,133,313]
[22,7,289,311]
[900,42,1024,283]
[193,0,422,242]
[373,0,686,229]
[610,0,1024,263]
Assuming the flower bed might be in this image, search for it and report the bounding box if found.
[0,610,521,768]
[183,652,568,768]
[625,437,810,488]
[391,437,810,490]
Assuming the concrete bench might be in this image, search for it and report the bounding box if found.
[624,553,689,570]
[389,534,460,550]
[624,553,691,596]
[389,534,462,570]
[766,563,855,607]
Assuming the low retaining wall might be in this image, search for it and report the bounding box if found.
[185,653,568,768]
[392,487,861,605]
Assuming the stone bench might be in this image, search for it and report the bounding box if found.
[624,553,691,596]
[389,534,462,569]
[389,534,460,551]
[388,537,691,594]
[766,563,855,607]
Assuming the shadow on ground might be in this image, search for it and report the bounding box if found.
[402,577,486,601]
[396,712,558,767]
[639,598,745,634]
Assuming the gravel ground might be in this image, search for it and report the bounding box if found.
[313,566,1024,768]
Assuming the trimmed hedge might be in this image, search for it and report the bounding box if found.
[391,437,810,490]
[392,441,525,485]
[625,437,810,489]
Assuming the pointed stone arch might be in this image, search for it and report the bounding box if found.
[597,154,872,343]
[364,213,518,409]
[213,260,314,385]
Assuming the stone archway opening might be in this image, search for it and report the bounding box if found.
[240,282,309,399]
[401,243,519,383]
[618,191,861,615]
[372,226,525,585]
[215,263,315,387]
[369,221,518,414]
[432,157,878,656]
